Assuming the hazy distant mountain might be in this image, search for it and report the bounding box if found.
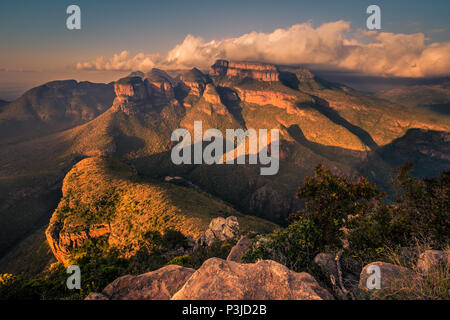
[0,80,115,144]
[1,60,449,273]
[377,79,450,116]
[0,99,8,113]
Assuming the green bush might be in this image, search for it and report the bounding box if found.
[347,163,449,263]
[166,255,192,267]
[243,216,325,272]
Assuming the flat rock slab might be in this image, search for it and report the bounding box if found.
[85,264,195,300]
[171,258,334,300]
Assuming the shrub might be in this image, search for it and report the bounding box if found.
[166,255,192,267]
[243,217,326,272]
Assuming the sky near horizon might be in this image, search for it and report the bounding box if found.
[0,0,449,98]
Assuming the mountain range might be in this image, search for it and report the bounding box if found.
[0,60,449,274]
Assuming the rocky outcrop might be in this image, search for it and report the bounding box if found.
[179,68,209,96]
[198,216,240,246]
[210,59,230,77]
[198,84,229,115]
[235,87,299,114]
[211,60,279,82]
[112,73,179,115]
[112,77,152,115]
[171,258,334,300]
[114,77,149,102]
[145,68,176,101]
[226,235,250,263]
[46,222,110,263]
[417,250,449,275]
[203,84,222,105]
[85,265,195,300]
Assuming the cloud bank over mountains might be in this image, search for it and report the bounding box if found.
[76,21,450,78]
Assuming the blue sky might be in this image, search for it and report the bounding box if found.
[1,0,449,70]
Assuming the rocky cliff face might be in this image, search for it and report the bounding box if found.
[202,84,222,105]
[211,60,280,82]
[113,77,152,115]
[179,68,209,96]
[145,68,177,101]
[235,87,300,114]
[113,74,179,115]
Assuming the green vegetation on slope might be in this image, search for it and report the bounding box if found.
[46,156,276,264]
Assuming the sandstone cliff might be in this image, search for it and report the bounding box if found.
[211,60,279,82]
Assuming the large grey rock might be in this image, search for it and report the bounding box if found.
[227,235,250,263]
[85,265,195,300]
[171,258,334,300]
[417,250,450,275]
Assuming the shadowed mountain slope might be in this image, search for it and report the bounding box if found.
[0,80,115,144]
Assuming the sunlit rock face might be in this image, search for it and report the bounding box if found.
[210,59,230,77]
[202,84,222,105]
[112,77,151,115]
[179,68,209,96]
[210,60,280,82]
[235,87,300,114]
[114,77,149,102]
[112,74,179,115]
[145,68,177,101]
[171,258,334,300]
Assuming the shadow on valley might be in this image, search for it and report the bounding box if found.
[286,124,367,164]
[216,86,247,128]
[427,103,450,116]
[305,96,379,150]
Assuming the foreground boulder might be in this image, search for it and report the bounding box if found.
[359,262,416,292]
[227,235,251,263]
[171,258,334,300]
[85,265,195,300]
[417,250,449,275]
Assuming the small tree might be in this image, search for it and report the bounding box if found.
[295,164,384,248]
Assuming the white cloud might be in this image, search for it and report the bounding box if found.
[76,21,450,78]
